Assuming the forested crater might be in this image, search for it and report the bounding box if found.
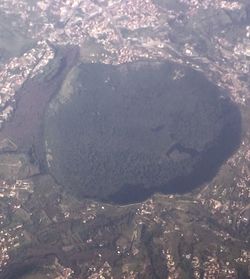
[45,61,241,204]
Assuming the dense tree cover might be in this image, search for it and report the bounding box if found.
[45,61,241,204]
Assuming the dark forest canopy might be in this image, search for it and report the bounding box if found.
[45,61,241,204]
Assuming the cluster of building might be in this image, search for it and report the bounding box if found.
[0,224,24,272]
[0,179,34,271]
[0,179,33,200]
[62,200,99,224]
[0,0,249,105]
[182,28,249,106]
[0,41,54,128]
[192,256,201,279]
[51,258,74,279]
[87,261,112,279]
[235,250,250,264]
[217,1,243,10]
[203,258,220,279]
[202,136,250,226]
[202,257,238,279]
[34,0,161,65]
[0,0,163,66]
[180,0,243,13]
[113,0,159,31]
[163,249,179,279]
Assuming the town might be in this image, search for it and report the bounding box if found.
[0,0,249,128]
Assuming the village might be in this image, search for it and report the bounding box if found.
[0,0,249,129]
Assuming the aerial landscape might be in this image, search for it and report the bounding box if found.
[0,0,249,278]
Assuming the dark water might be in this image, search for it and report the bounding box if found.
[45,61,241,204]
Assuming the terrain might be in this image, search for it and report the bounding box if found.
[0,0,249,278]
